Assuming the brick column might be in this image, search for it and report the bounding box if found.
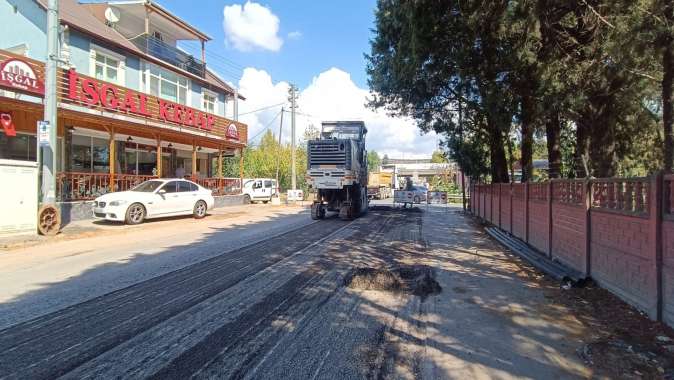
[584,179,592,277]
[548,181,553,258]
[652,172,664,321]
[525,182,530,243]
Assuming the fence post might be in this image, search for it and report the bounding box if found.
[652,172,664,321]
[490,184,494,224]
[548,180,553,258]
[584,179,592,277]
[498,182,503,229]
[525,181,530,243]
[510,182,514,234]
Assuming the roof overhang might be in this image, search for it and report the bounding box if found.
[103,0,211,41]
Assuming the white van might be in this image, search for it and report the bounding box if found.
[243,178,278,204]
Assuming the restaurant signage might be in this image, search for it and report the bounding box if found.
[0,112,16,136]
[67,69,215,131]
[226,123,239,140]
[0,58,44,96]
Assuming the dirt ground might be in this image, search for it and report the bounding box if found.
[469,217,674,380]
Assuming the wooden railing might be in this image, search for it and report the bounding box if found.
[57,172,114,201]
[193,177,242,195]
[57,172,157,201]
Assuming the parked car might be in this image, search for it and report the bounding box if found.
[93,179,215,225]
[242,178,278,204]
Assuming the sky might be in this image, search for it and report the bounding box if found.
[159,0,439,158]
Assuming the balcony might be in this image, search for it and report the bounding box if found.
[129,34,206,78]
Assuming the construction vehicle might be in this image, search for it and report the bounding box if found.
[306,121,368,220]
[367,171,393,200]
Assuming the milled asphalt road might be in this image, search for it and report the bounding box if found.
[0,203,593,379]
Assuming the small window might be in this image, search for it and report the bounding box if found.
[161,181,179,193]
[264,180,272,188]
[178,181,192,192]
[202,92,217,114]
[93,50,122,84]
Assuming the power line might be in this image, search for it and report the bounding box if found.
[240,102,288,116]
[248,109,283,144]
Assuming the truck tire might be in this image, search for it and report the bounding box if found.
[311,203,325,220]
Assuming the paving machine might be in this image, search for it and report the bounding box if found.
[306,121,368,220]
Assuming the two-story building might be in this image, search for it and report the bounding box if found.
[0,0,248,221]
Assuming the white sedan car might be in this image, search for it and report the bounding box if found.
[93,179,215,225]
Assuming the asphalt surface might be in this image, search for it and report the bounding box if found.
[0,204,592,379]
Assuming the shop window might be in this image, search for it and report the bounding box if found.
[0,133,36,161]
[147,64,188,105]
[91,47,125,85]
[202,91,217,114]
[69,135,109,173]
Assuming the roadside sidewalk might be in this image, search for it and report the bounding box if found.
[0,203,308,252]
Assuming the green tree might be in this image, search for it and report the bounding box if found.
[367,150,381,172]
[431,150,448,163]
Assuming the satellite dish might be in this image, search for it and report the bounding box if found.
[104,7,121,25]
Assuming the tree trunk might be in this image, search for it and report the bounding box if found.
[489,124,510,183]
[664,0,674,172]
[545,111,562,178]
[574,118,591,178]
[520,95,535,182]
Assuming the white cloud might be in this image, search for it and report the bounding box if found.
[238,67,437,158]
[287,31,302,40]
[223,2,283,52]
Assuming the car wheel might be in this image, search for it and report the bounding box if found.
[262,200,269,204]
[125,203,145,225]
[193,200,207,219]
[243,194,251,204]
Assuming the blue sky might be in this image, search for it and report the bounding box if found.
[155,0,437,158]
[161,0,377,89]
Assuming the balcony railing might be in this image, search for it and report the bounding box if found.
[129,34,206,78]
[193,177,242,196]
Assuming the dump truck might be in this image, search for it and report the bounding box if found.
[306,121,368,220]
[367,171,393,200]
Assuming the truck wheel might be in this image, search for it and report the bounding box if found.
[311,203,325,220]
[339,205,352,220]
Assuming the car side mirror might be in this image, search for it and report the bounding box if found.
[158,189,166,195]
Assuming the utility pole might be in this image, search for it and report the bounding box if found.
[42,0,59,204]
[288,85,298,190]
[275,107,284,193]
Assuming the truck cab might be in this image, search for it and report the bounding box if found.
[242,178,278,204]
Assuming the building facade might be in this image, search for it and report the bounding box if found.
[0,0,247,212]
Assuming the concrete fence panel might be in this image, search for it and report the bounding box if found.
[512,184,526,240]
[589,178,659,319]
[551,180,588,275]
[500,184,512,233]
[527,183,550,255]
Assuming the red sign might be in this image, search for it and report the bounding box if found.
[67,69,214,131]
[226,123,239,140]
[0,112,16,136]
[0,58,44,95]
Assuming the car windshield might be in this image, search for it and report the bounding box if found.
[321,125,361,140]
[131,180,164,192]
